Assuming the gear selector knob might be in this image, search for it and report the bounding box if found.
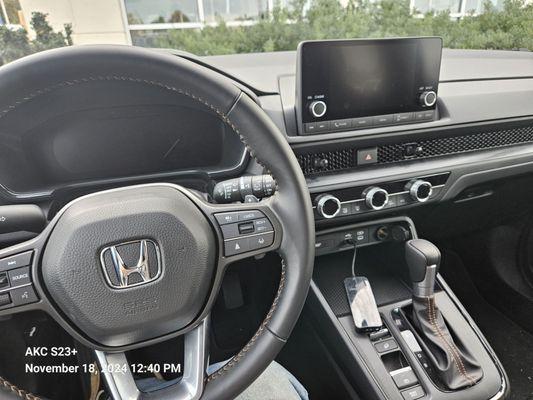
[405,239,441,298]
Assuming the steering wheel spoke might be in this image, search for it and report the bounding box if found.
[96,317,209,400]
[200,199,283,266]
[0,234,48,318]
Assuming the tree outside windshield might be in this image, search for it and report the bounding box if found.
[0,0,531,65]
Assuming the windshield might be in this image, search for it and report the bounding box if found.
[0,0,531,65]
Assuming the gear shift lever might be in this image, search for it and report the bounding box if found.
[405,239,441,298]
[404,239,483,390]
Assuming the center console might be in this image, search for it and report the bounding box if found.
[308,217,508,400]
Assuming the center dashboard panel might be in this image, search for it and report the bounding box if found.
[296,37,442,135]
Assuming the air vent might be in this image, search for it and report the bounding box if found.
[296,124,533,176]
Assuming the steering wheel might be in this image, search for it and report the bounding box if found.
[0,46,315,400]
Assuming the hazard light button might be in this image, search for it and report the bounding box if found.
[357,148,378,165]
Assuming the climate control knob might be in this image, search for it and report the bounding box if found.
[419,91,437,107]
[315,194,341,219]
[406,180,433,202]
[309,100,327,118]
[364,187,389,210]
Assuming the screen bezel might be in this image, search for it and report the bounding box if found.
[295,37,443,135]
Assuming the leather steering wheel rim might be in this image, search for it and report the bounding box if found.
[0,45,315,400]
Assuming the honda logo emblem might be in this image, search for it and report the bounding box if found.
[100,240,161,289]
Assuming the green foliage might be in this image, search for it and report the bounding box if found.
[0,12,72,65]
[150,0,533,55]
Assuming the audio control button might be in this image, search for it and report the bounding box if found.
[372,114,394,126]
[352,117,372,129]
[419,91,437,107]
[309,101,327,118]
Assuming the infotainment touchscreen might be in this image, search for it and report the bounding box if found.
[296,37,442,135]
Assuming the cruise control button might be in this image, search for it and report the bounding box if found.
[238,210,264,222]
[215,212,239,225]
[0,251,33,272]
[249,232,274,250]
[0,272,9,289]
[254,218,273,233]
[224,238,250,256]
[11,285,38,307]
[0,293,11,307]
[374,338,397,353]
[401,386,425,400]
[8,267,31,287]
[391,367,418,389]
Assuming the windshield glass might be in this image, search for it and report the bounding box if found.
[0,0,531,65]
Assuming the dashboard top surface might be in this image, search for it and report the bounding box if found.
[201,49,533,93]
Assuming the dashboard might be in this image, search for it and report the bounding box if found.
[0,41,532,226]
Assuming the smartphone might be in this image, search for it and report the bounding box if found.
[344,276,383,333]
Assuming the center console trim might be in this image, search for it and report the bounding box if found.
[310,216,508,400]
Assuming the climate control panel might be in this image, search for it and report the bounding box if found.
[312,173,449,221]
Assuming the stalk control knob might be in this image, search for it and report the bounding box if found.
[364,187,389,210]
[315,194,341,219]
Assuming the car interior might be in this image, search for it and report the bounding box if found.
[0,36,532,400]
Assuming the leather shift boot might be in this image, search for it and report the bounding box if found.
[411,296,483,390]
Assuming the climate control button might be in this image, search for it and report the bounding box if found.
[364,187,389,210]
[315,194,341,219]
[406,180,433,202]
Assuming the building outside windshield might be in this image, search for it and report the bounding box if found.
[0,0,531,65]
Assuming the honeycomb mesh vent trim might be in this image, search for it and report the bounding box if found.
[378,125,533,164]
[296,124,533,176]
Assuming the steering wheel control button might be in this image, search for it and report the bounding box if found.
[254,218,273,233]
[391,367,419,390]
[215,212,239,225]
[357,148,378,165]
[0,272,9,289]
[238,210,265,222]
[238,222,255,235]
[8,267,31,287]
[10,285,38,306]
[249,232,274,250]
[0,293,11,307]
[224,238,250,256]
[374,338,398,353]
[0,251,33,272]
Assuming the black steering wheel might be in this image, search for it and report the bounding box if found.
[0,46,315,400]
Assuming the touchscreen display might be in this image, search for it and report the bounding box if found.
[298,37,442,127]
